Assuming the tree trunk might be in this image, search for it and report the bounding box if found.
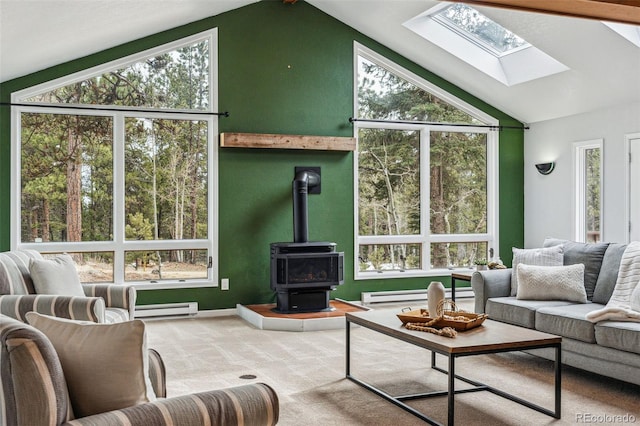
[66,126,82,242]
[30,207,38,241]
[430,163,448,267]
[42,199,50,242]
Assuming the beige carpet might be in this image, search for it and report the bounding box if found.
[144,300,640,425]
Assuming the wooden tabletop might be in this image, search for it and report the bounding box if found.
[451,271,475,281]
[346,310,561,355]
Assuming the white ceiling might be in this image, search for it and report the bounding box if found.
[1,0,639,124]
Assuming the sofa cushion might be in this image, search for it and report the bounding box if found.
[25,312,156,418]
[595,321,640,355]
[486,297,575,329]
[516,263,587,303]
[29,254,85,297]
[593,243,627,304]
[105,307,131,324]
[510,245,563,296]
[535,303,602,343]
[543,238,609,301]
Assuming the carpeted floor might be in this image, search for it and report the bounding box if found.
[144,300,640,425]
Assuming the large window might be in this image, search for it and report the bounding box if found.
[12,31,218,288]
[354,45,497,278]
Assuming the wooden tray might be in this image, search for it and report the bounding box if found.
[397,309,488,331]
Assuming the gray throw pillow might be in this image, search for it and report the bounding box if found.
[543,238,609,301]
[592,243,627,304]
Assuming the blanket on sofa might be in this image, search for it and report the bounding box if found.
[586,241,640,323]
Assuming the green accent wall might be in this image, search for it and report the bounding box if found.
[0,0,524,309]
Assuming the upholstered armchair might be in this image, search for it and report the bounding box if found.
[0,250,135,323]
[0,313,279,426]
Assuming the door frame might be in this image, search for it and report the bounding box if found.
[624,132,640,243]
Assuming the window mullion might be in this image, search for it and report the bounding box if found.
[113,113,126,284]
[421,126,431,270]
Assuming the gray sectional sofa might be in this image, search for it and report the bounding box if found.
[471,239,640,386]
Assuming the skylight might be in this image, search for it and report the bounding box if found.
[403,3,569,86]
[433,3,530,57]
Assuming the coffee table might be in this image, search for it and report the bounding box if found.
[345,310,561,426]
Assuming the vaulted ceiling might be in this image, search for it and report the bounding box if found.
[1,0,639,124]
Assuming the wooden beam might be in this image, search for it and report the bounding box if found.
[219,132,356,151]
[443,0,640,25]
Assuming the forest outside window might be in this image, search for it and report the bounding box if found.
[354,44,498,278]
[574,140,603,243]
[12,31,218,287]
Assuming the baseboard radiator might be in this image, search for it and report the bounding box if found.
[135,302,198,318]
[361,288,473,304]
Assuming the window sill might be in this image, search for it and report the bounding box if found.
[128,280,218,290]
[355,268,476,281]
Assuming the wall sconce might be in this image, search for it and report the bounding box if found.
[535,162,555,175]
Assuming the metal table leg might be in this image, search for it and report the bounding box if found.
[448,355,455,426]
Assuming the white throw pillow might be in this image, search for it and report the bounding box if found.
[25,312,156,418]
[29,254,85,296]
[511,245,564,296]
[516,263,587,303]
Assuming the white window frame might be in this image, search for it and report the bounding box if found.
[624,132,640,243]
[573,139,603,243]
[10,29,219,289]
[353,43,499,279]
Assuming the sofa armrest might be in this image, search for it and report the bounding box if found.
[0,295,107,322]
[62,383,279,426]
[148,348,166,398]
[470,269,512,313]
[82,284,136,319]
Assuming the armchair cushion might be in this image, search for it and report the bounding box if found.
[29,254,85,297]
[26,313,156,418]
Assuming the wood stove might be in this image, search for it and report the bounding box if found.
[270,168,344,313]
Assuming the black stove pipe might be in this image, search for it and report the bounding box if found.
[293,170,320,243]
